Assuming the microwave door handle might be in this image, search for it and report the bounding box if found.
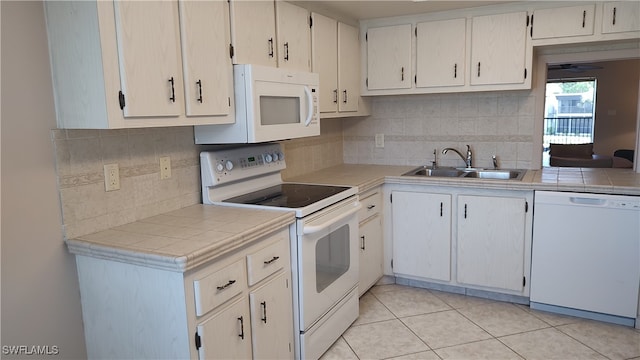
[303,86,313,126]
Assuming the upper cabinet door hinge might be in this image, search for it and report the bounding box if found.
[118,91,125,110]
[194,331,202,350]
[229,44,234,59]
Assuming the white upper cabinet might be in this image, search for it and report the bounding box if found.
[275,1,311,71]
[45,0,234,128]
[311,13,338,113]
[338,22,360,112]
[470,11,528,86]
[114,1,183,118]
[416,18,466,88]
[230,0,310,71]
[531,5,595,39]
[178,0,233,120]
[229,0,278,67]
[366,24,412,90]
[311,14,360,114]
[602,1,640,34]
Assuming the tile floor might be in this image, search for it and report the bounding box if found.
[320,284,640,360]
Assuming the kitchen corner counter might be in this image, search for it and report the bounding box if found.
[286,164,640,196]
[66,205,296,272]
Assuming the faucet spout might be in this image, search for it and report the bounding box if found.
[442,145,473,168]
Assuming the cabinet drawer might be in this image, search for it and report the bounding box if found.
[194,259,247,316]
[247,231,289,286]
[358,189,382,221]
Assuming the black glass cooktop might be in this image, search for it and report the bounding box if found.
[223,183,351,208]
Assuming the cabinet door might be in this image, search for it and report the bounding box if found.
[230,0,277,67]
[249,272,294,360]
[359,214,383,296]
[470,12,528,86]
[416,18,466,88]
[366,24,412,90]
[178,0,233,119]
[531,5,595,39]
[197,297,252,359]
[311,13,338,113]
[276,1,310,71]
[392,192,451,282]
[602,2,640,34]
[338,22,360,112]
[113,1,183,117]
[457,195,526,292]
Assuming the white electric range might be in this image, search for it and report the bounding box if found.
[200,143,360,359]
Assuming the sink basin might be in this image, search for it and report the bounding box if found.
[402,166,526,180]
[402,167,465,177]
[462,169,526,180]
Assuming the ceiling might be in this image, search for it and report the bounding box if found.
[293,1,514,20]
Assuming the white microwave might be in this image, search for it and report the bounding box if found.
[195,64,319,144]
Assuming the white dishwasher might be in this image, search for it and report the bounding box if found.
[530,191,640,326]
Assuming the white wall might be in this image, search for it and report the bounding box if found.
[1,2,87,358]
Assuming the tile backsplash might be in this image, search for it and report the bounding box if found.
[53,120,343,239]
[343,92,536,169]
[53,127,202,239]
[52,93,535,239]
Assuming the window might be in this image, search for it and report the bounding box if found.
[543,79,597,166]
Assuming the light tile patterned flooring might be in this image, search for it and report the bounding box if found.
[320,284,640,360]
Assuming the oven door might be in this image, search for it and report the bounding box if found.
[298,198,360,331]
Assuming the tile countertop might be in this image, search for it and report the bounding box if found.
[285,164,640,196]
[66,205,295,272]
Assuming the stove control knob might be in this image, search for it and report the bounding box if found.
[225,160,234,171]
[264,154,273,163]
[277,152,285,161]
[271,153,279,161]
[215,163,225,173]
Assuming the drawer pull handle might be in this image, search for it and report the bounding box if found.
[268,37,274,58]
[367,205,376,210]
[263,256,280,265]
[261,301,268,323]
[196,79,203,103]
[216,279,236,291]
[238,316,245,339]
[360,235,366,250]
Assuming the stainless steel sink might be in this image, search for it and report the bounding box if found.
[462,169,526,180]
[402,166,465,177]
[402,166,525,180]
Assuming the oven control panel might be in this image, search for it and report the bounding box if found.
[201,144,286,187]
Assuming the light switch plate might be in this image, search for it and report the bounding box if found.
[375,134,385,148]
[160,156,171,179]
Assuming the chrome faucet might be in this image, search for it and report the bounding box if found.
[442,145,473,168]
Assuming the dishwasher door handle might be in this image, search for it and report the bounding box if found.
[569,197,607,206]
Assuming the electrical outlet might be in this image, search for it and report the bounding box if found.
[375,134,385,148]
[160,156,171,179]
[104,163,120,191]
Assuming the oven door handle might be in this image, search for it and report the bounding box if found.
[303,203,361,235]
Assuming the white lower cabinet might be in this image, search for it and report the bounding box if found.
[391,191,451,282]
[197,297,252,359]
[74,227,294,359]
[387,186,533,297]
[358,187,384,295]
[457,195,527,292]
[248,272,294,359]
